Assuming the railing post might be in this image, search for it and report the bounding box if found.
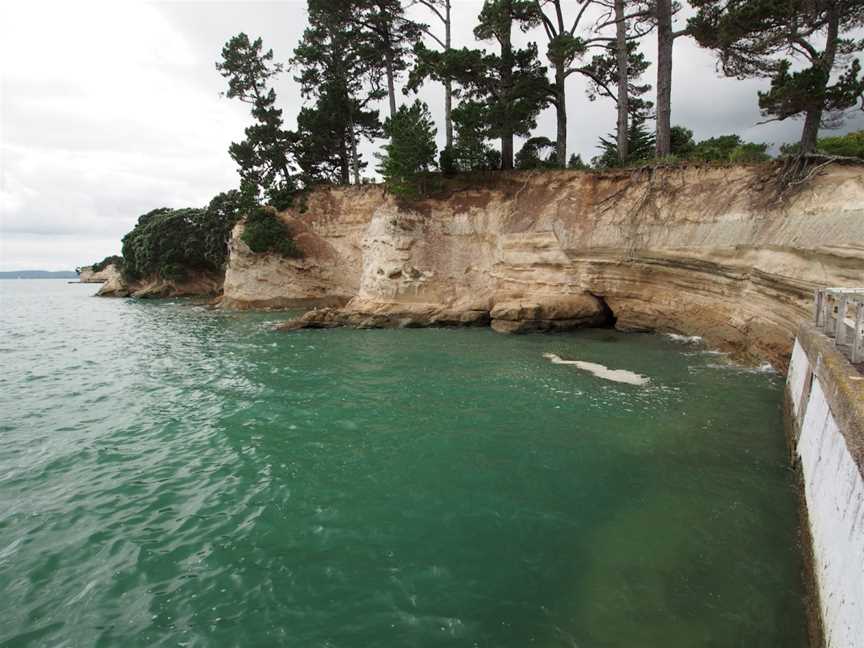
[853,302,864,364]
[824,292,835,337]
[835,295,848,345]
[814,289,824,327]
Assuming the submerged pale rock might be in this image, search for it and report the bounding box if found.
[542,352,650,385]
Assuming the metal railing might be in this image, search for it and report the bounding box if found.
[814,288,864,364]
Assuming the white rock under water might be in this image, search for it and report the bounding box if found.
[543,353,650,386]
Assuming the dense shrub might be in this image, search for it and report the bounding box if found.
[689,134,749,161]
[729,142,771,163]
[592,117,655,168]
[378,100,438,197]
[670,126,696,157]
[781,130,864,158]
[91,255,123,272]
[439,146,458,176]
[241,207,300,258]
[515,137,559,169]
[567,154,588,170]
[121,190,245,281]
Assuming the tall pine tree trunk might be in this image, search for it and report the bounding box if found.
[347,106,360,185]
[339,135,350,185]
[350,127,360,184]
[500,3,514,170]
[655,0,673,157]
[444,0,453,148]
[615,0,629,163]
[800,110,821,153]
[800,2,839,153]
[385,53,397,119]
[554,65,567,166]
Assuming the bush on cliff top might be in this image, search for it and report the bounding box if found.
[241,206,300,258]
[91,255,123,272]
[377,100,438,198]
[780,130,864,159]
[121,190,245,281]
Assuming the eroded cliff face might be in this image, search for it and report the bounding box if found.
[224,165,864,368]
[97,265,221,298]
[78,265,116,283]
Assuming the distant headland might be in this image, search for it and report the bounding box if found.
[0,270,78,280]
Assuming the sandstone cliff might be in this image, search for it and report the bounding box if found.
[78,265,117,283]
[222,165,864,368]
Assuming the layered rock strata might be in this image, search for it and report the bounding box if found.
[226,166,864,367]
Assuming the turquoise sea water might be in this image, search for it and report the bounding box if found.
[0,280,807,647]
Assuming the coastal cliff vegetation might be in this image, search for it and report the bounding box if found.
[94,0,862,352]
[119,191,247,282]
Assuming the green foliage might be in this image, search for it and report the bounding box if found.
[670,126,696,157]
[815,130,864,158]
[687,134,771,163]
[567,154,588,170]
[781,130,864,158]
[241,207,301,257]
[378,100,438,197]
[689,134,745,161]
[293,83,381,185]
[408,1,550,169]
[351,0,424,99]
[91,255,123,273]
[515,136,557,169]
[580,39,654,165]
[291,1,386,185]
[593,116,655,168]
[728,142,771,163]
[217,33,296,208]
[451,101,498,171]
[619,129,774,165]
[580,41,654,122]
[439,146,458,176]
[121,191,246,281]
[689,0,864,149]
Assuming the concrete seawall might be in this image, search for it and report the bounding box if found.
[786,322,864,648]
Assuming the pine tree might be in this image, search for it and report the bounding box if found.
[216,33,296,209]
[292,0,384,184]
[410,1,455,148]
[580,40,653,122]
[515,136,558,169]
[654,0,689,156]
[690,0,864,152]
[378,100,438,197]
[409,1,549,170]
[593,114,655,167]
[529,0,653,167]
[451,101,499,171]
[568,153,588,169]
[352,0,424,119]
[474,0,550,169]
[580,38,654,165]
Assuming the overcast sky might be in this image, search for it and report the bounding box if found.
[2,0,862,271]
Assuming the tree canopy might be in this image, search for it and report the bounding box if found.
[690,0,864,151]
[217,33,297,209]
[378,100,439,196]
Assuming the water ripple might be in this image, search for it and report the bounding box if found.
[0,281,808,647]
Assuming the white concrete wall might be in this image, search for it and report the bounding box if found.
[788,344,864,648]
[787,340,810,419]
